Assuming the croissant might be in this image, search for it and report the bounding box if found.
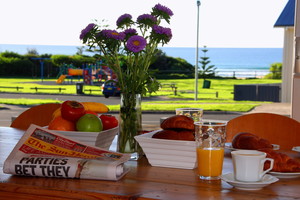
[232,132,273,150]
[152,129,195,141]
[160,115,195,131]
[259,148,300,172]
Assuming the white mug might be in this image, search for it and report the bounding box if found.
[231,150,274,182]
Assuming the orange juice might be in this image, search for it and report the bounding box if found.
[197,147,224,177]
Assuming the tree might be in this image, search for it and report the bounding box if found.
[76,46,85,55]
[26,48,39,56]
[198,46,216,80]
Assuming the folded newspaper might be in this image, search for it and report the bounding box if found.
[3,124,131,181]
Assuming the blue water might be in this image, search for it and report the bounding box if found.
[0,44,283,78]
[162,47,283,78]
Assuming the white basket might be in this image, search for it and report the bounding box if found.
[135,130,197,169]
[52,127,119,150]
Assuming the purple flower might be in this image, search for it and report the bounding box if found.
[126,35,147,53]
[98,29,111,38]
[79,23,95,40]
[137,14,157,25]
[124,28,137,35]
[116,13,133,27]
[123,28,137,39]
[152,25,172,39]
[100,29,125,40]
[153,4,173,17]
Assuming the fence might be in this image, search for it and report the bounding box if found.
[215,70,270,78]
[157,70,275,79]
[234,84,281,102]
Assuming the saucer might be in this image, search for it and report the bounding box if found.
[221,173,279,190]
[268,171,300,179]
[292,146,300,153]
[225,143,280,151]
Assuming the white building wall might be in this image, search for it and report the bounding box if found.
[292,0,300,121]
[282,27,295,103]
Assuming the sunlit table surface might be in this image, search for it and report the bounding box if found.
[0,126,300,200]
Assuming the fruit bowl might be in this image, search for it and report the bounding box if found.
[134,130,197,169]
[49,127,119,150]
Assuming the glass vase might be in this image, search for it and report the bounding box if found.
[118,93,142,158]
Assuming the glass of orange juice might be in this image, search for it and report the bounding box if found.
[195,121,227,180]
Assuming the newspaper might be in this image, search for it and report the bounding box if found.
[3,124,131,181]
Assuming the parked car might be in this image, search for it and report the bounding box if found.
[102,81,121,98]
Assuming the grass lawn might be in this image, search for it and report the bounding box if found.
[107,103,260,112]
[0,78,281,112]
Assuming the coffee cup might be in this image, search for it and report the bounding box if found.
[231,150,274,182]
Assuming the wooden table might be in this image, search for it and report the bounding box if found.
[1,127,300,200]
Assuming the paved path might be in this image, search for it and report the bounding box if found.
[247,102,291,116]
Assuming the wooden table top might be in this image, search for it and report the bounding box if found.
[1,127,300,200]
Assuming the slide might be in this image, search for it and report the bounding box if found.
[56,75,67,84]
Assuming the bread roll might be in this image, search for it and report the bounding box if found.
[160,115,194,131]
[152,129,195,141]
[232,132,273,150]
[260,148,300,172]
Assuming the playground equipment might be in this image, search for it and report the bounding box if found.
[56,63,116,85]
[31,57,51,82]
[56,75,67,84]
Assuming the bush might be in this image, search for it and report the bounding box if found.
[51,54,96,68]
[72,55,96,67]
[51,55,74,66]
[264,62,282,79]
[150,50,194,79]
[0,49,195,78]
[0,56,36,76]
[0,51,24,58]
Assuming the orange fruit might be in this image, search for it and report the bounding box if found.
[48,116,76,131]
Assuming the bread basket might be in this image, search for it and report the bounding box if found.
[135,130,197,169]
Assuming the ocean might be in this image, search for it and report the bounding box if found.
[162,47,283,78]
[0,44,283,78]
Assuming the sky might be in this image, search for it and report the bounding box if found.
[0,0,288,48]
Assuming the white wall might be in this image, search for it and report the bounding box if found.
[292,0,300,121]
[281,27,294,103]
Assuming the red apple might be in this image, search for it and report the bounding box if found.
[99,114,119,130]
[61,100,86,122]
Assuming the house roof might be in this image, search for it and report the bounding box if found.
[274,0,295,27]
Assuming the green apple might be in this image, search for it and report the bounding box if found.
[76,114,103,132]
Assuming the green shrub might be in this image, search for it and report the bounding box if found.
[0,49,196,79]
[51,55,74,66]
[150,50,194,79]
[0,51,24,59]
[72,55,96,67]
[51,54,96,68]
[0,56,36,76]
[264,62,282,79]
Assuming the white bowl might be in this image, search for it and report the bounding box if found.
[52,127,119,150]
[134,130,197,169]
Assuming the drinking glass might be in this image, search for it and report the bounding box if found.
[175,108,203,122]
[195,121,227,180]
